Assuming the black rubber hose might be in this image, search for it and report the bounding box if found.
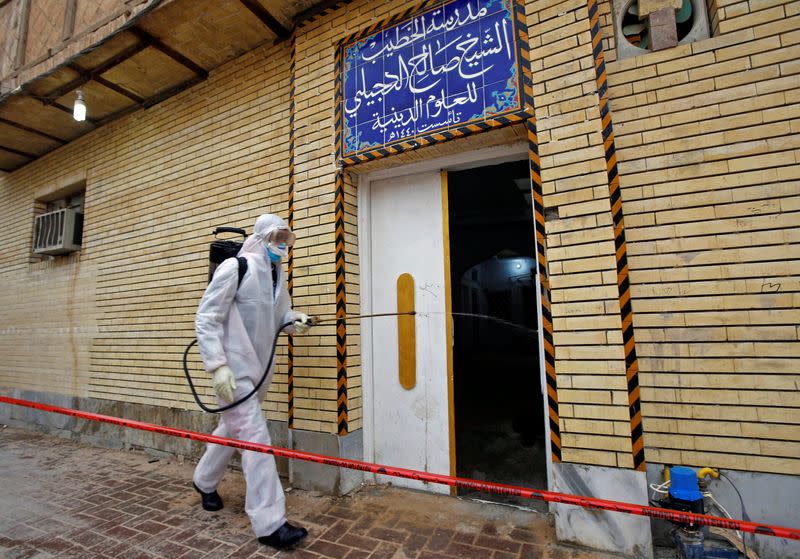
[182,320,294,413]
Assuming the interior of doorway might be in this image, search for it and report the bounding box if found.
[448,159,547,510]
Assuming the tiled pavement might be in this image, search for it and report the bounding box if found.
[0,426,627,559]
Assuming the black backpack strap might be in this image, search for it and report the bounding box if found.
[236,256,248,288]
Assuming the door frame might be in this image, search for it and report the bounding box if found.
[358,141,554,493]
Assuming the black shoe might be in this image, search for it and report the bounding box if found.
[258,522,308,550]
[193,482,224,511]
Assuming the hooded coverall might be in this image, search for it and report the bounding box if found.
[193,214,299,538]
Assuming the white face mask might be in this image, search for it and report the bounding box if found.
[266,242,288,261]
[264,228,294,261]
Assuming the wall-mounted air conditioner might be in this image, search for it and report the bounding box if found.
[33,208,84,255]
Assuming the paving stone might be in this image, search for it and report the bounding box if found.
[274,550,319,559]
[451,531,476,544]
[224,540,264,559]
[346,514,379,537]
[114,548,159,559]
[475,534,522,553]
[510,528,543,545]
[304,514,340,528]
[3,546,47,559]
[212,529,253,548]
[401,533,428,554]
[519,543,546,559]
[32,536,74,555]
[426,528,454,552]
[366,541,399,559]
[445,541,492,559]
[520,544,546,559]
[394,521,434,537]
[366,526,407,544]
[337,533,380,552]
[145,539,193,557]
[417,552,455,559]
[129,521,171,537]
[4,523,48,541]
[308,539,352,558]
[65,528,107,548]
[320,520,352,542]
[1,427,625,559]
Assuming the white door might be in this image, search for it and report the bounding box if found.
[368,171,450,492]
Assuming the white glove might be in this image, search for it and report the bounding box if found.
[294,312,312,335]
[212,365,236,404]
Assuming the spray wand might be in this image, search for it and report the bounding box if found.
[311,310,538,336]
[184,310,538,414]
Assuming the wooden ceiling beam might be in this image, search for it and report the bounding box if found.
[128,27,208,78]
[239,0,290,40]
[0,117,67,144]
[65,62,145,104]
[93,103,142,127]
[89,74,145,104]
[142,75,207,109]
[94,77,211,127]
[45,40,152,102]
[0,144,36,159]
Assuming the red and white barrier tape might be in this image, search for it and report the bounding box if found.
[1,395,798,540]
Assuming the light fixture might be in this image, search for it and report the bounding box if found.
[73,90,86,121]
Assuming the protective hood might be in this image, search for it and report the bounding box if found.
[237,214,292,257]
[198,210,299,378]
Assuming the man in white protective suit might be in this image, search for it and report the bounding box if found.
[193,213,311,550]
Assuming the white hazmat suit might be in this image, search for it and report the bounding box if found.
[193,214,301,538]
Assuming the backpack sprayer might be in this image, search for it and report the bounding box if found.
[183,226,283,413]
[183,226,540,414]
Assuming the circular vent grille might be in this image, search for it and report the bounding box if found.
[622,0,695,49]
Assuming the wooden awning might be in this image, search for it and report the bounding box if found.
[0,0,337,173]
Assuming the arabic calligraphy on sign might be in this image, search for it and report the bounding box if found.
[341,0,522,157]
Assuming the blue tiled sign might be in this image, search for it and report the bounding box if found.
[339,0,528,159]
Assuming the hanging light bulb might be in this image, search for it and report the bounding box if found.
[73,90,86,122]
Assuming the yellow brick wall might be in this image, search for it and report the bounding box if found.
[714,0,791,35]
[708,0,721,36]
[528,0,636,468]
[607,0,800,474]
[290,18,340,431]
[598,0,618,64]
[243,0,639,461]
[0,41,295,420]
[1,0,635,460]
[344,170,361,429]
[0,252,98,396]
[2,0,797,477]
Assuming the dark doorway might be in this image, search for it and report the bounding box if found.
[448,160,547,510]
